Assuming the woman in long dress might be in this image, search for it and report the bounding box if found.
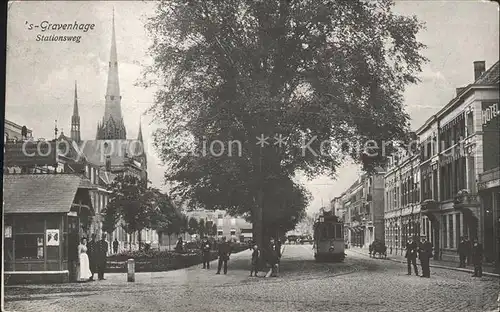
[78,237,92,282]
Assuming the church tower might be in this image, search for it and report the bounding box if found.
[71,81,81,143]
[96,9,127,140]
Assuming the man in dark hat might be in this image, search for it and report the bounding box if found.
[96,234,108,280]
[471,237,483,277]
[405,237,419,275]
[418,236,433,278]
[457,236,468,268]
[216,237,231,275]
[200,237,212,269]
[87,233,97,281]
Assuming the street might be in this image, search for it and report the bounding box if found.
[4,245,500,312]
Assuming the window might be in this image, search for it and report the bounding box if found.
[217,230,223,236]
[456,214,461,247]
[217,214,223,219]
[15,235,44,260]
[449,215,454,249]
[217,219,223,226]
[335,224,342,239]
[230,229,236,236]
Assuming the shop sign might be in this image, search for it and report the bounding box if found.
[5,226,12,238]
[482,103,498,126]
[46,229,60,246]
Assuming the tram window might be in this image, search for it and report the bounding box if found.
[335,225,342,238]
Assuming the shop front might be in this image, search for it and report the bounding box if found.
[4,174,95,284]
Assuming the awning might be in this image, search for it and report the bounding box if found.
[4,174,93,214]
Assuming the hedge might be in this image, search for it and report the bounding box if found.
[106,243,250,273]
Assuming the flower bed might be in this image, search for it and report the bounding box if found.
[106,243,249,273]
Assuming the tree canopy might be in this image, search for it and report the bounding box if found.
[143,0,426,244]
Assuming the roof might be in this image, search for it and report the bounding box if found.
[79,140,144,168]
[3,174,90,214]
[417,60,499,135]
[475,61,499,85]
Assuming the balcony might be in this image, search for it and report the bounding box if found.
[478,167,500,191]
[453,190,480,220]
[420,199,439,221]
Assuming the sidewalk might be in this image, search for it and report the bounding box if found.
[348,247,500,278]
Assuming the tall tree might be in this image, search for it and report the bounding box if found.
[198,219,206,238]
[144,0,426,250]
[107,174,158,250]
[188,217,199,235]
[102,203,120,238]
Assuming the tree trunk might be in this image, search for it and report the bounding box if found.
[138,230,142,251]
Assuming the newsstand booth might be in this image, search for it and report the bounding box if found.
[4,174,95,284]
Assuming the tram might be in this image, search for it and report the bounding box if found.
[313,211,346,262]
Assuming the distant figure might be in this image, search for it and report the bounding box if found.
[405,238,419,276]
[201,237,212,269]
[96,234,109,280]
[418,237,433,278]
[464,237,472,266]
[216,237,231,275]
[250,245,260,277]
[266,238,280,277]
[457,236,468,268]
[87,234,97,281]
[175,237,184,252]
[471,238,483,277]
[113,238,119,254]
[78,237,92,282]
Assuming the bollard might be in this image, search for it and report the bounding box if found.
[127,258,135,282]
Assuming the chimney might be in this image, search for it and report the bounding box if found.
[473,61,486,81]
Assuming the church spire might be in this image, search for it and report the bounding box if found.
[71,81,81,142]
[137,117,143,143]
[97,8,127,140]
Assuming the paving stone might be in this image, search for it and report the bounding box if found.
[4,245,499,312]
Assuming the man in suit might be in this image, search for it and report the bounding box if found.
[471,237,483,277]
[418,236,433,278]
[96,234,109,280]
[201,237,212,269]
[405,237,419,276]
[457,236,468,268]
[216,237,231,275]
[86,234,97,281]
[113,238,119,254]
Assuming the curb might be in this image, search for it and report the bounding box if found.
[348,249,500,278]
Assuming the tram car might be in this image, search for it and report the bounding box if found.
[313,211,345,262]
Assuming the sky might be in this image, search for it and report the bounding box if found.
[5,0,499,216]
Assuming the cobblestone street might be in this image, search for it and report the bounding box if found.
[4,245,500,312]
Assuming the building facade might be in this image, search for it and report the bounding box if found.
[417,60,499,265]
[185,209,253,242]
[4,119,32,142]
[343,170,385,248]
[384,150,421,256]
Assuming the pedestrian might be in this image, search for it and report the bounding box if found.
[471,238,483,277]
[175,237,183,253]
[96,234,109,280]
[266,238,280,277]
[216,237,231,275]
[113,238,119,254]
[458,236,467,268]
[250,244,260,277]
[78,237,92,282]
[405,237,419,276]
[464,236,472,266]
[418,236,433,278]
[201,237,212,269]
[87,233,97,281]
